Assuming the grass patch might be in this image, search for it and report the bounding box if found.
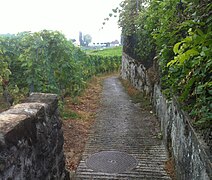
[62,110,81,120]
[119,78,152,110]
[86,46,122,57]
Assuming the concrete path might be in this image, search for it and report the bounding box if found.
[75,76,171,179]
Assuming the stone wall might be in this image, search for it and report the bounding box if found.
[121,53,153,96]
[121,52,212,180]
[0,93,69,180]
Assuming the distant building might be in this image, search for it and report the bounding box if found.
[89,40,120,49]
[110,40,120,47]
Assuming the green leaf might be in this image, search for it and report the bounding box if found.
[196,28,204,37]
[180,77,196,101]
[173,42,183,54]
[167,58,177,67]
[184,49,199,57]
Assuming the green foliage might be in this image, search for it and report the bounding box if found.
[119,0,211,128]
[85,47,122,74]
[0,35,15,83]
[87,55,121,74]
[62,110,80,120]
[0,30,121,103]
[168,28,212,127]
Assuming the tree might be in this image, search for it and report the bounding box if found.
[83,34,92,46]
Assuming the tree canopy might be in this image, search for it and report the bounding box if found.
[83,34,92,46]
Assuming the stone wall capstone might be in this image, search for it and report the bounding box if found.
[0,93,69,180]
[121,52,212,180]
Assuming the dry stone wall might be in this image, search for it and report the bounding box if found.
[121,52,211,180]
[121,53,152,96]
[0,93,69,180]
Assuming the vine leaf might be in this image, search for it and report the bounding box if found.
[173,42,183,54]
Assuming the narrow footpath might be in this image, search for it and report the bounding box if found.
[75,76,172,179]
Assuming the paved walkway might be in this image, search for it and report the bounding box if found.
[75,76,171,179]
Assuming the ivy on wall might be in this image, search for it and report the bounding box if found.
[119,0,211,128]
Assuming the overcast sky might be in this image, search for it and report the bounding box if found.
[0,0,123,43]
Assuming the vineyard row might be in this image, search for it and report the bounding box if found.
[0,30,121,104]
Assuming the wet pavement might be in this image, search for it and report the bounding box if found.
[75,76,171,179]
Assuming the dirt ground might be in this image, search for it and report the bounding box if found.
[62,75,108,172]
